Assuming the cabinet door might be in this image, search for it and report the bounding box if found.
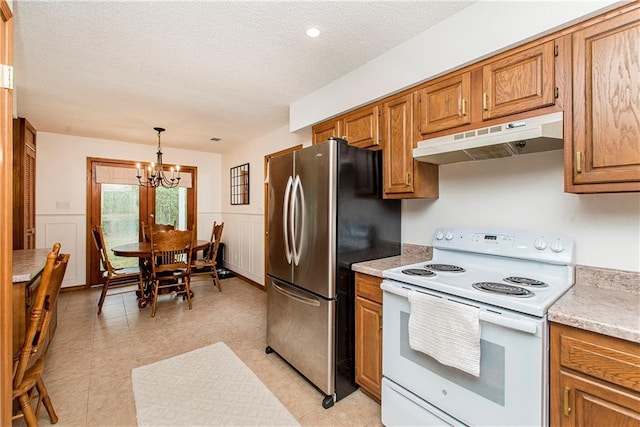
[417,72,471,135]
[343,105,380,149]
[382,93,414,194]
[482,41,556,120]
[355,295,382,402]
[569,8,640,191]
[557,371,640,427]
[312,119,342,145]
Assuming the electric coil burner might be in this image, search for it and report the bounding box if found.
[401,268,436,277]
[425,264,466,273]
[382,227,575,317]
[504,276,548,287]
[472,281,534,297]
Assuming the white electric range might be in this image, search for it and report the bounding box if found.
[380,227,575,427]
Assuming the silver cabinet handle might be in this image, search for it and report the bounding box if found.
[283,176,293,264]
[272,282,320,306]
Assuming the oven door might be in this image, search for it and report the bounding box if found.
[381,280,548,427]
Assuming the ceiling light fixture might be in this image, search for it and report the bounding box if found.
[136,127,181,188]
[306,27,321,38]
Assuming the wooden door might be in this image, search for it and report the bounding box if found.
[343,105,380,149]
[12,118,36,249]
[0,1,13,423]
[382,93,414,195]
[417,72,471,135]
[86,158,197,286]
[568,7,640,192]
[312,119,342,145]
[482,41,556,120]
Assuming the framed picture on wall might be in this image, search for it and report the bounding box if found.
[230,163,250,205]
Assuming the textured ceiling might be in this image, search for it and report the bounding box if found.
[13,1,474,153]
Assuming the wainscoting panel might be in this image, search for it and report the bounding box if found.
[36,214,85,288]
[221,212,264,286]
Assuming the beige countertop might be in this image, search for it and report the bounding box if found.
[549,266,640,343]
[353,249,640,344]
[12,248,51,283]
[352,243,432,278]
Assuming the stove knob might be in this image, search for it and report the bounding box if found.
[435,231,445,240]
[445,231,454,241]
[551,240,564,253]
[534,237,547,250]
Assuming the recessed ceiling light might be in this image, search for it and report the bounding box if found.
[306,27,321,38]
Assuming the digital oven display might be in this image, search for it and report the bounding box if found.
[484,235,497,241]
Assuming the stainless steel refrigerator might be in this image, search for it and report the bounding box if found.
[266,138,401,408]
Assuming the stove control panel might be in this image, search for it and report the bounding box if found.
[432,227,575,265]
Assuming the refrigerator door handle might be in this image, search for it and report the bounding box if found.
[283,175,293,264]
[271,282,321,307]
[293,175,305,266]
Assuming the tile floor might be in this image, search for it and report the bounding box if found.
[13,276,382,427]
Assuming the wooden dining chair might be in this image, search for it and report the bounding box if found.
[191,221,224,291]
[149,229,195,317]
[92,225,144,315]
[141,221,176,241]
[12,243,69,427]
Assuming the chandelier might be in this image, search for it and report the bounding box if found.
[136,127,181,188]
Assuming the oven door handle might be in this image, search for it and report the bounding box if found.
[380,281,538,335]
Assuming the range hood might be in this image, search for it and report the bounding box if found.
[413,111,563,165]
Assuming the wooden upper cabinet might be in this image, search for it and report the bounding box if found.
[417,72,471,135]
[343,105,381,149]
[13,117,37,250]
[567,6,640,193]
[482,41,556,120]
[383,94,414,194]
[382,93,439,199]
[312,119,342,145]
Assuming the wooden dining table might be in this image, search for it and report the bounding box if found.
[112,239,210,308]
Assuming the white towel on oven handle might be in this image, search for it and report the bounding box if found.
[408,290,481,377]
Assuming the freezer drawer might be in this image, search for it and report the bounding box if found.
[266,277,335,395]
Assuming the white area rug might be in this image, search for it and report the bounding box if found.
[132,342,299,426]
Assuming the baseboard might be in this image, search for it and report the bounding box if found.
[227,270,265,291]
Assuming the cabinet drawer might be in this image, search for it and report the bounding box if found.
[557,324,640,392]
[355,272,382,304]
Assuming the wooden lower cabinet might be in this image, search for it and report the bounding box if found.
[355,272,383,402]
[550,323,640,426]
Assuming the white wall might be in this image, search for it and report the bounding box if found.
[36,132,223,287]
[403,151,640,272]
[220,125,309,285]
